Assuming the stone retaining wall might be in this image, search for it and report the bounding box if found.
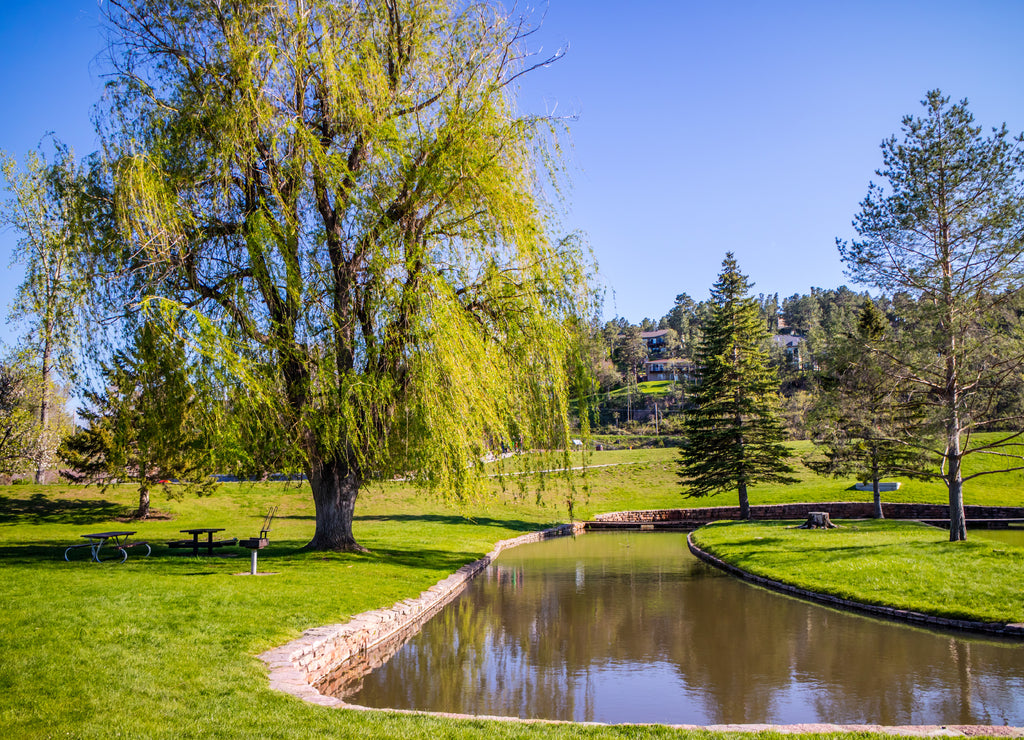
[259,521,585,706]
[594,502,1024,525]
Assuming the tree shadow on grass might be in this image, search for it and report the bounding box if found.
[278,513,548,534]
[0,538,490,574]
[705,535,920,562]
[244,536,498,572]
[0,543,71,565]
[0,494,127,525]
[347,545,488,573]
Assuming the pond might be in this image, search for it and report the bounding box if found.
[974,526,1024,548]
[326,532,1024,726]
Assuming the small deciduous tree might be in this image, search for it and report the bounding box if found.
[679,253,796,518]
[839,90,1024,541]
[1,143,95,483]
[0,360,37,476]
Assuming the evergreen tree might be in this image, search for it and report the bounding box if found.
[808,299,926,518]
[679,253,796,518]
[614,325,649,387]
[839,90,1024,541]
[58,321,217,518]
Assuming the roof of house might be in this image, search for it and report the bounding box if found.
[640,330,669,339]
[772,334,804,349]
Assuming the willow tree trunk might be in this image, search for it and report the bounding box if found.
[307,458,365,551]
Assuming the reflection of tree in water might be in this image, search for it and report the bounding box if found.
[349,574,589,719]
[344,533,1024,724]
[810,632,1024,725]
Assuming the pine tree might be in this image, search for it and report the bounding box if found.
[808,299,927,518]
[58,321,217,518]
[679,253,796,518]
[839,90,1024,541]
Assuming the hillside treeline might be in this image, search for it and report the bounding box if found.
[592,285,1024,439]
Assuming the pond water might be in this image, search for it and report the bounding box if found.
[330,532,1024,726]
[974,527,1024,548]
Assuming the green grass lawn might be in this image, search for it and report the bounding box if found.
[690,519,1024,624]
[601,380,679,400]
[2,444,1023,738]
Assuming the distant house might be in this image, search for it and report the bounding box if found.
[772,334,806,369]
[644,358,695,383]
[640,329,670,358]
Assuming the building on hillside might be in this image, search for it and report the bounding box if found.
[772,334,806,369]
[640,329,670,358]
[644,358,696,383]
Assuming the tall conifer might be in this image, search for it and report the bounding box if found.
[807,299,927,518]
[839,91,1024,541]
[679,253,795,518]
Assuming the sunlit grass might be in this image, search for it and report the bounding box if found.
[691,519,1024,624]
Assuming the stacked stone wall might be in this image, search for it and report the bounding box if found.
[593,502,1024,525]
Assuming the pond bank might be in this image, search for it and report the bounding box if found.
[686,531,1024,638]
[260,522,585,706]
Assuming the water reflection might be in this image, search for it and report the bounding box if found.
[974,528,1024,548]
[335,533,1024,725]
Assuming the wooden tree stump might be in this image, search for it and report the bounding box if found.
[798,511,837,529]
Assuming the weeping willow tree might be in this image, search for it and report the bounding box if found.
[98,0,595,550]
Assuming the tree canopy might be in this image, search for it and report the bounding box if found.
[839,90,1024,541]
[679,253,795,518]
[93,0,594,549]
[1,144,95,482]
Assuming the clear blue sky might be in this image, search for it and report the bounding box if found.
[2,0,1023,347]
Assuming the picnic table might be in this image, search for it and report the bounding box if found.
[167,527,238,556]
[64,531,151,564]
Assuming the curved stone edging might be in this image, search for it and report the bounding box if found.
[259,521,585,707]
[686,532,1024,639]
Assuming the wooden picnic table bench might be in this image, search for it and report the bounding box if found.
[166,527,238,556]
